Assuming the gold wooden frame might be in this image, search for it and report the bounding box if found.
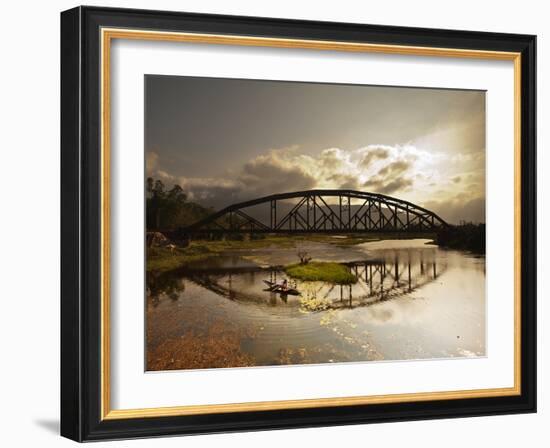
[100,27,522,421]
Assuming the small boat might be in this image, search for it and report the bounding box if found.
[263,280,278,290]
[263,280,301,296]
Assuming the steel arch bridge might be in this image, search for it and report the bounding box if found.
[180,189,448,235]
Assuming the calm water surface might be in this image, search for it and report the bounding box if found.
[146,239,485,370]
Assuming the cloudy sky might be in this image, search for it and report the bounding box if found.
[145,75,486,224]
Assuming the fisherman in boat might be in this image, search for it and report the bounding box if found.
[263,278,300,295]
[280,279,288,291]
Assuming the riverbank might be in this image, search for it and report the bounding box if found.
[147,233,435,273]
[147,236,296,272]
[148,232,439,272]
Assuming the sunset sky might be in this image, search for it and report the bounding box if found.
[145,75,486,224]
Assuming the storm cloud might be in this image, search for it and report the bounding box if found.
[363,177,415,195]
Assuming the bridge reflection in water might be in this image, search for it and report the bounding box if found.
[184,248,445,310]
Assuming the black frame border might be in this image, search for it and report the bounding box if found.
[61,6,536,442]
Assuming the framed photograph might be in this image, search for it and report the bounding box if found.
[61,6,536,441]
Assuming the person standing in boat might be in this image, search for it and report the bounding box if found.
[280,279,288,291]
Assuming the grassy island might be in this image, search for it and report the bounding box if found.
[284,262,357,284]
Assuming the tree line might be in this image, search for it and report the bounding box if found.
[146,178,212,230]
[437,222,485,254]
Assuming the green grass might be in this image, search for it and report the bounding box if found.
[146,236,298,273]
[284,262,357,284]
[146,246,212,272]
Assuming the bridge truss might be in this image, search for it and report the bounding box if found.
[181,189,448,235]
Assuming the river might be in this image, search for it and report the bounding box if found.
[146,239,485,371]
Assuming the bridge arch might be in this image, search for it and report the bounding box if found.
[180,189,448,235]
